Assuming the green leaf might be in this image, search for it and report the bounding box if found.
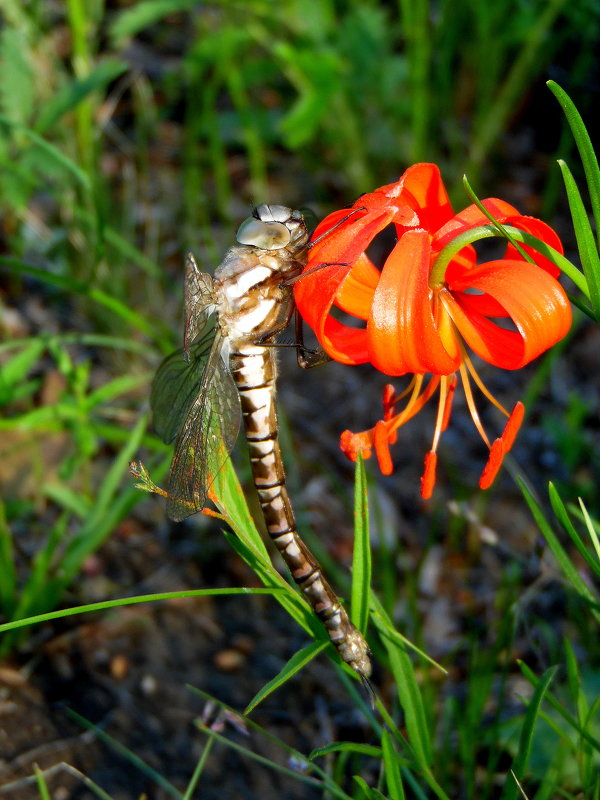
[351,454,371,634]
[43,414,151,603]
[500,666,557,800]
[557,159,600,317]
[519,479,600,623]
[0,501,16,616]
[85,373,150,410]
[212,457,269,560]
[42,483,92,519]
[0,115,91,189]
[563,637,589,729]
[579,498,600,565]
[382,728,406,800]
[67,709,182,799]
[110,0,199,43]
[33,765,52,800]
[353,775,378,800]
[519,661,600,754]
[0,588,281,635]
[0,338,45,404]
[0,27,34,124]
[35,59,129,134]
[0,257,158,341]
[370,596,432,769]
[275,46,341,149]
[309,742,382,760]
[548,483,600,580]
[548,81,600,251]
[244,640,328,715]
[369,592,446,672]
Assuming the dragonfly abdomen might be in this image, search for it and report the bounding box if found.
[229,346,372,679]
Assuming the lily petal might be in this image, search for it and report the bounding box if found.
[444,259,572,368]
[367,230,459,375]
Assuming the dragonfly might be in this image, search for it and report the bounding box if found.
[148,204,371,680]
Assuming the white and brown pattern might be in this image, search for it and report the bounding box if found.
[151,205,371,679]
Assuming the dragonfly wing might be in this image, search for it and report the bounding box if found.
[150,315,218,445]
[165,340,241,522]
[184,253,218,356]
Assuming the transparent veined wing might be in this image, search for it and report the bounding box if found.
[151,315,219,445]
[151,257,240,520]
[166,346,241,521]
[151,317,241,521]
[184,253,218,357]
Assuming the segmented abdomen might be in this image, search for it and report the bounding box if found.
[229,346,372,678]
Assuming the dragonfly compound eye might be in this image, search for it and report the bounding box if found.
[236,218,291,250]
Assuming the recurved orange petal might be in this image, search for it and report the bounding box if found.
[394,163,454,231]
[502,216,564,277]
[443,259,572,369]
[367,229,459,375]
[335,253,380,318]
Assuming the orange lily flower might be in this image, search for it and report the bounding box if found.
[294,164,572,497]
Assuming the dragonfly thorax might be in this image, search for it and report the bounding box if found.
[215,206,309,346]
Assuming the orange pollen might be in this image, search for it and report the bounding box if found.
[340,429,373,463]
[479,439,505,490]
[373,420,394,475]
[501,401,525,452]
[421,451,437,499]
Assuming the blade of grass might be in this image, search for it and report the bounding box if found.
[382,727,406,800]
[33,765,52,800]
[309,743,383,760]
[0,114,91,188]
[500,666,557,800]
[244,640,328,715]
[222,529,316,637]
[579,498,600,564]
[67,708,183,799]
[0,501,16,616]
[0,333,151,357]
[466,0,565,178]
[518,478,600,624]
[548,80,600,249]
[182,737,214,800]
[0,588,281,635]
[518,661,600,753]
[110,0,199,43]
[351,453,371,634]
[556,158,600,319]
[353,775,380,800]
[548,483,600,580]
[35,58,128,134]
[0,338,45,393]
[0,257,160,341]
[196,724,353,800]
[563,638,589,737]
[369,591,446,673]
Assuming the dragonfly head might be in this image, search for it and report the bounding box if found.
[236,204,309,252]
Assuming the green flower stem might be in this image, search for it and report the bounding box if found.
[429,224,589,296]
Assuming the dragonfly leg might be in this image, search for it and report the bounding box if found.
[295,311,331,369]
